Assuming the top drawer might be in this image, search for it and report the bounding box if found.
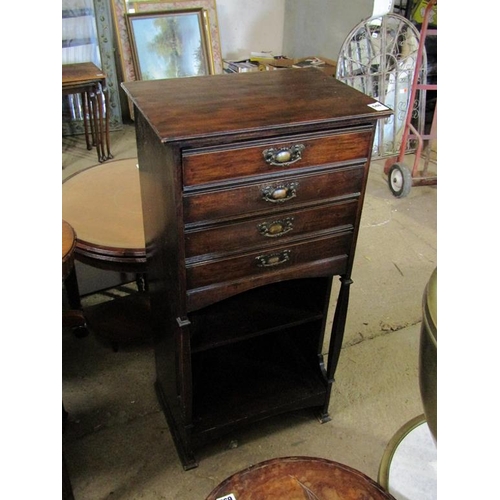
[182,128,373,187]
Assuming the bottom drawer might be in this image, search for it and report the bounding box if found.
[186,231,351,291]
[187,251,348,312]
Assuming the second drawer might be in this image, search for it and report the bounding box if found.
[183,164,365,224]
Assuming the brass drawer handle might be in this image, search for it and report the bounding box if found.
[258,217,294,237]
[256,250,291,268]
[263,144,305,167]
[261,182,298,203]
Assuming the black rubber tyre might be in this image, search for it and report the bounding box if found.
[388,162,412,198]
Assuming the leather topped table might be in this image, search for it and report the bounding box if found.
[62,62,113,163]
[62,158,150,346]
[206,456,395,500]
[62,158,146,269]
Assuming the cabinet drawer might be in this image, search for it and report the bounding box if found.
[186,231,352,290]
[185,199,358,259]
[183,165,364,224]
[182,129,373,186]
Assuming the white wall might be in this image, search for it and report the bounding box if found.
[215,0,392,64]
[216,0,285,60]
[130,0,393,64]
[283,0,375,62]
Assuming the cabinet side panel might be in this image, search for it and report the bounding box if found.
[135,110,186,394]
[135,111,196,468]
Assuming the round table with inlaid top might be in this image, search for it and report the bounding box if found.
[62,158,150,346]
[205,456,395,500]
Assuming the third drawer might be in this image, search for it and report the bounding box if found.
[185,198,359,260]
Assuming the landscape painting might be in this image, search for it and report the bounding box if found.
[126,9,211,80]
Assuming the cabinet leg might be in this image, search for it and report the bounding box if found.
[318,409,332,424]
[322,276,353,416]
[154,380,198,470]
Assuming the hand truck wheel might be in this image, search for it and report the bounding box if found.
[388,162,412,198]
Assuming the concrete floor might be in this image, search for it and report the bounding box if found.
[62,123,437,499]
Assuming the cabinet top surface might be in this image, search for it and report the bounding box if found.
[122,69,391,143]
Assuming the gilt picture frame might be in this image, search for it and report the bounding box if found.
[126,9,213,80]
[112,0,222,83]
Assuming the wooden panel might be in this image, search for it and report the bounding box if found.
[186,232,351,289]
[121,69,391,142]
[182,129,372,186]
[183,165,364,224]
[186,255,347,312]
[206,457,396,500]
[185,199,358,259]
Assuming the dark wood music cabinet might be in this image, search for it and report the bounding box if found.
[122,69,391,470]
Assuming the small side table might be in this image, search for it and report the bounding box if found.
[62,158,150,347]
[206,456,395,500]
[62,220,85,500]
[62,220,78,282]
[62,221,87,335]
[62,62,113,163]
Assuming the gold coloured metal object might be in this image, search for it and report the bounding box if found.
[258,217,294,237]
[261,182,298,203]
[256,250,291,267]
[419,267,437,442]
[378,414,427,489]
[263,144,305,167]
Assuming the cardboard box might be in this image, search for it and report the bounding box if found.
[259,56,337,77]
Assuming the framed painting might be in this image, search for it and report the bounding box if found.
[112,0,222,83]
[126,9,213,80]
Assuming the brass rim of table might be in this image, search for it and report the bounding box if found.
[377,413,427,490]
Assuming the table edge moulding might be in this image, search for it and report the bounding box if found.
[122,68,392,470]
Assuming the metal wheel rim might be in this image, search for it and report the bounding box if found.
[390,168,404,191]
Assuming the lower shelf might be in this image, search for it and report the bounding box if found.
[191,323,328,441]
[154,276,338,468]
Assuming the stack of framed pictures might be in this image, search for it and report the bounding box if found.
[112,0,223,83]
